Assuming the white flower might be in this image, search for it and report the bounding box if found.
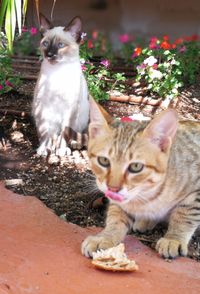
[80,58,86,64]
[144,56,157,66]
[149,69,163,80]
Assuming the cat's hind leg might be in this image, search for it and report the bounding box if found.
[132,218,158,233]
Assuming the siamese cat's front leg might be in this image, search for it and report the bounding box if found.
[81,204,131,257]
[37,131,71,157]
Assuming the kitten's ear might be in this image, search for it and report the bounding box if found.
[89,96,112,139]
[143,109,178,153]
[64,16,82,42]
[39,13,53,34]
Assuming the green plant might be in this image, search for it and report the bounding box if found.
[13,26,40,56]
[176,39,200,84]
[81,59,125,101]
[0,0,28,53]
[0,45,21,93]
[135,49,183,100]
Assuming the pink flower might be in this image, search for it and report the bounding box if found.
[100,59,110,68]
[30,27,37,35]
[149,37,159,49]
[92,31,98,40]
[22,27,28,33]
[81,65,87,71]
[119,34,129,43]
[5,80,13,87]
[0,84,3,90]
[120,117,133,122]
[179,46,186,53]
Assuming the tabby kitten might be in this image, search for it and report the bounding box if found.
[82,98,200,259]
[32,14,89,156]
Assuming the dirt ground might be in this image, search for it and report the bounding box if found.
[0,79,200,261]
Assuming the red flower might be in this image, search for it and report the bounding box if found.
[5,80,13,87]
[160,41,171,50]
[152,64,158,69]
[92,31,98,40]
[174,38,184,45]
[120,117,133,122]
[22,27,28,33]
[131,47,142,58]
[87,40,94,49]
[191,34,199,41]
[163,35,169,41]
[135,47,142,56]
[149,37,159,49]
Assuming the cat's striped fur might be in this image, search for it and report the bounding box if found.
[82,98,200,259]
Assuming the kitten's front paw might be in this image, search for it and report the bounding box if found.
[156,237,188,259]
[133,219,157,233]
[81,234,116,258]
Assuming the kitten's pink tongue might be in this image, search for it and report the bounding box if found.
[105,190,124,202]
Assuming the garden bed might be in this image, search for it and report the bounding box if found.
[0,78,200,261]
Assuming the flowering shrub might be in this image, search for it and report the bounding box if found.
[118,34,200,100]
[81,57,125,101]
[0,46,20,94]
[5,26,200,102]
[13,27,40,56]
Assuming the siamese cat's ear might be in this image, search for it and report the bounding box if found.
[64,16,82,42]
[39,13,53,34]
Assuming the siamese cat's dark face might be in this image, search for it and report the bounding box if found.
[39,14,82,64]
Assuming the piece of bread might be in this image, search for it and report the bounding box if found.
[92,243,138,272]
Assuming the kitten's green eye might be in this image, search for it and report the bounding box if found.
[97,156,110,168]
[58,42,65,48]
[42,40,49,47]
[128,162,144,173]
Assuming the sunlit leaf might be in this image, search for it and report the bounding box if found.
[22,0,28,26]
[0,0,9,29]
[15,0,22,34]
[5,0,12,52]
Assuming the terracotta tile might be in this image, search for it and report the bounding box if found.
[0,182,199,294]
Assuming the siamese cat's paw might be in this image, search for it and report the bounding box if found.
[55,146,71,157]
[70,140,83,150]
[36,145,49,157]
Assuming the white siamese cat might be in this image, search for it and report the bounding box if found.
[32,14,89,156]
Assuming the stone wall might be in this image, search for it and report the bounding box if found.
[27,0,200,40]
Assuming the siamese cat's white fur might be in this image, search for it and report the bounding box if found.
[32,14,89,156]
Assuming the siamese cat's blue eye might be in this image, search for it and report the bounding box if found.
[58,42,65,48]
[42,40,49,47]
[128,162,144,173]
[97,156,110,168]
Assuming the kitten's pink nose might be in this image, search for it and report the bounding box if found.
[107,186,121,192]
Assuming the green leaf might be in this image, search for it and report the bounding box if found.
[22,0,28,26]
[15,0,22,34]
[0,0,9,29]
[5,0,13,52]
